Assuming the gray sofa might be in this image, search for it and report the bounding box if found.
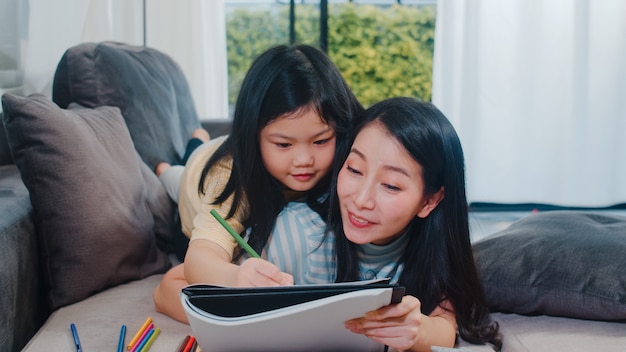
[1,42,625,352]
[0,41,230,352]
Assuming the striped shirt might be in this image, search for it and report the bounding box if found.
[241,201,407,285]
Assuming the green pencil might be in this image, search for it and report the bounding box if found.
[139,327,160,352]
[210,209,261,258]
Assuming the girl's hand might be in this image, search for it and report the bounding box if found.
[235,257,294,287]
[344,295,423,352]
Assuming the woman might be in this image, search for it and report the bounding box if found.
[329,97,501,351]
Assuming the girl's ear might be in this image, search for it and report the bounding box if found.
[417,187,445,218]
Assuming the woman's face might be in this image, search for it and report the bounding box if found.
[337,122,443,245]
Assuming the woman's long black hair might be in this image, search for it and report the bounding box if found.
[198,44,363,256]
[328,97,501,350]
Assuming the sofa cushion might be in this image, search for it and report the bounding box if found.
[1,93,172,310]
[52,41,202,170]
[489,312,626,351]
[473,210,626,321]
[22,275,192,351]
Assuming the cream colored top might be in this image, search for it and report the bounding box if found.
[178,135,248,256]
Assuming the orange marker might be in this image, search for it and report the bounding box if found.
[130,323,153,352]
[127,317,152,350]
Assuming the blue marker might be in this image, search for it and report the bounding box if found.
[135,328,155,352]
[70,323,83,352]
[118,325,127,352]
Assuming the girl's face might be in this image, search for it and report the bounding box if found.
[259,106,336,192]
[337,122,443,245]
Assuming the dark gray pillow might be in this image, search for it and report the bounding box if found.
[473,210,626,321]
[52,41,201,170]
[1,93,172,310]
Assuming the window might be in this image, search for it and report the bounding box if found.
[225,0,436,114]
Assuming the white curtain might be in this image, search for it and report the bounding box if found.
[144,0,229,120]
[3,0,92,97]
[83,0,229,120]
[432,0,626,207]
[2,0,228,120]
[82,0,144,45]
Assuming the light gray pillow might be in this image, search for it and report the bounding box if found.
[473,210,626,321]
[1,93,172,310]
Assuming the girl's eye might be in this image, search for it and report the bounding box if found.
[346,165,362,175]
[314,138,330,145]
[276,143,291,148]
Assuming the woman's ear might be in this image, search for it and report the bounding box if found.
[417,187,445,218]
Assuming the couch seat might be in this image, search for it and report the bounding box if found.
[22,275,191,351]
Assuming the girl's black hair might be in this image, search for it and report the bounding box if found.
[328,97,502,350]
[198,44,363,257]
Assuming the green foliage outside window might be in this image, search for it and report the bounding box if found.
[226,3,436,108]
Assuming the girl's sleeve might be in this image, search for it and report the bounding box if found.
[188,155,250,259]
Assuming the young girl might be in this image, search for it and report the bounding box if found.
[153,44,363,321]
[329,97,502,351]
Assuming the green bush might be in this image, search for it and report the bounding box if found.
[226,3,435,108]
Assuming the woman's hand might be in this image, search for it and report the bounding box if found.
[235,257,294,287]
[345,295,423,351]
[344,295,456,352]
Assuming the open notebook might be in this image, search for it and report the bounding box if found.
[181,279,405,352]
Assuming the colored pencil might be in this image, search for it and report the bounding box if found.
[134,328,154,352]
[182,336,196,352]
[130,323,154,352]
[127,317,152,350]
[210,209,260,258]
[176,335,191,352]
[117,325,126,352]
[70,323,83,352]
[139,328,160,352]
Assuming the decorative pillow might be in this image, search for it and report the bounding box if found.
[473,210,626,321]
[1,93,172,310]
[52,41,202,170]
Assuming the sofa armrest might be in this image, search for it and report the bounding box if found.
[0,165,50,352]
[201,119,231,138]
[0,112,14,166]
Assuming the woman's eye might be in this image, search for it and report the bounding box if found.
[276,143,291,148]
[383,183,401,192]
[346,165,362,175]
